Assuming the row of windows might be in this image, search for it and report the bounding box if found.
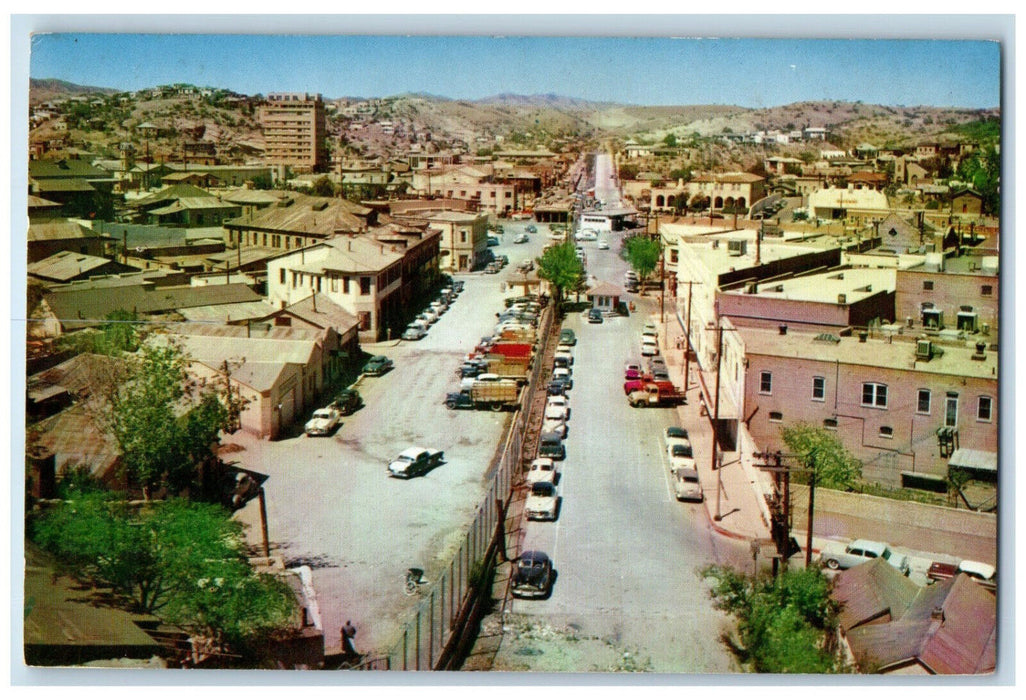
[759,371,993,423]
[768,411,898,438]
[921,279,993,296]
[278,267,372,295]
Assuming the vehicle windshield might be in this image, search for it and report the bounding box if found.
[671,444,693,458]
[531,482,555,496]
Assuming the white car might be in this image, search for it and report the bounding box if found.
[673,468,704,502]
[554,349,574,367]
[402,325,427,340]
[642,322,658,340]
[575,229,598,241]
[641,339,659,357]
[597,239,610,250]
[388,447,444,479]
[819,539,911,575]
[525,481,558,520]
[542,415,567,438]
[551,367,573,388]
[668,443,696,474]
[304,407,341,436]
[546,395,570,420]
[525,458,558,485]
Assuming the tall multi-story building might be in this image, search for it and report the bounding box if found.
[259,93,328,173]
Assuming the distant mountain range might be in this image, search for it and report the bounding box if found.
[30,78,119,102]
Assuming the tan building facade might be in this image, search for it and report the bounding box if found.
[259,93,328,173]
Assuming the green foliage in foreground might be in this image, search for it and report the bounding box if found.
[535,241,584,305]
[701,564,848,674]
[779,423,863,491]
[31,492,297,646]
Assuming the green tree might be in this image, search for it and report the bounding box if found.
[311,176,336,197]
[32,493,297,647]
[663,133,678,147]
[955,145,1000,214]
[621,235,662,285]
[701,564,847,673]
[99,341,242,499]
[668,167,691,182]
[618,163,639,181]
[535,241,584,306]
[779,423,862,490]
[100,308,141,354]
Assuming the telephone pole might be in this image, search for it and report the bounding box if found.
[754,449,820,570]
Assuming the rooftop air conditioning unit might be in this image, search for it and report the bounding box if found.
[915,338,933,361]
[727,239,747,256]
[838,293,847,304]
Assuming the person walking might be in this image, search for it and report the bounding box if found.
[340,620,358,657]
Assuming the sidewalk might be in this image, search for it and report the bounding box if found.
[656,316,772,546]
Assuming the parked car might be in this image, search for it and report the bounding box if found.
[525,481,558,521]
[551,367,573,389]
[304,406,342,436]
[332,388,362,415]
[547,378,570,396]
[597,239,610,250]
[387,447,444,479]
[538,431,566,460]
[664,426,691,452]
[525,224,537,233]
[487,235,501,247]
[511,551,553,599]
[546,395,570,420]
[575,229,598,241]
[418,308,438,325]
[554,349,574,368]
[559,328,577,346]
[927,559,997,590]
[514,233,529,244]
[641,338,658,356]
[673,468,704,502]
[624,361,642,380]
[542,414,567,438]
[484,262,501,274]
[588,308,604,324]
[525,458,558,485]
[362,355,393,376]
[819,539,911,575]
[642,322,658,340]
[668,443,696,474]
[402,325,428,340]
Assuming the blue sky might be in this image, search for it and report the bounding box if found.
[27,31,1001,109]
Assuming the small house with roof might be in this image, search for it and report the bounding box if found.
[585,281,625,314]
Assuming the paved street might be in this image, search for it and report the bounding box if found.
[230,220,551,657]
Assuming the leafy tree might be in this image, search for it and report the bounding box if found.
[779,423,862,490]
[535,241,584,306]
[663,133,678,147]
[668,167,691,182]
[618,163,639,181]
[98,340,243,499]
[311,176,336,197]
[955,145,1000,214]
[701,564,847,673]
[31,494,297,647]
[100,308,141,354]
[621,235,662,284]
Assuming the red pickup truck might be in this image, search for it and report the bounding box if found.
[626,381,684,407]
[926,559,996,591]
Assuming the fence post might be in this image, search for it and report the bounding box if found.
[415,609,421,670]
[449,559,455,628]
[403,627,408,671]
[429,590,435,668]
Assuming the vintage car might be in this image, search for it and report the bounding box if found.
[332,388,362,416]
[402,325,428,341]
[525,481,558,521]
[673,468,704,502]
[559,328,577,346]
[362,355,394,376]
[664,426,692,453]
[927,559,996,590]
[819,539,911,575]
[387,447,444,479]
[667,443,696,475]
[545,395,570,421]
[525,458,558,485]
[304,407,341,437]
[551,367,573,389]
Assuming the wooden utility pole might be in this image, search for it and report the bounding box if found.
[712,320,724,521]
[754,449,820,571]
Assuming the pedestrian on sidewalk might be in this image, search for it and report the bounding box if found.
[341,620,358,657]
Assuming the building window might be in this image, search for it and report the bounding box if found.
[360,277,371,295]
[343,276,350,294]
[823,418,838,430]
[330,276,338,292]
[861,382,888,408]
[945,393,959,428]
[879,425,894,439]
[759,371,772,395]
[977,396,993,422]
[279,268,286,284]
[290,271,297,288]
[460,231,467,243]
[923,280,934,291]
[812,376,825,401]
[768,411,783,422]
[917,389,931,414]
[981,285,993,296]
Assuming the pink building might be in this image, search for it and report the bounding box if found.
[739,326,997,486]
[894,254,999,336]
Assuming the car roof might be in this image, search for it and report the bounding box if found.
[398,447,427,458]
[531,458,554,467]
[666,426,687,437]
[849,539,888,552]
[520,550,550,564]
[531,481,555,494]
[958,560,996,579]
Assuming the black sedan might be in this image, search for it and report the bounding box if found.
[511,551,553,599]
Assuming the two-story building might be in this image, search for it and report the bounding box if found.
[421,211,488,273]
[740,326,997,486]
[894,252,999,338]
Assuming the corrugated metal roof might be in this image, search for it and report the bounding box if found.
[948,449,997,472]
[27,250,120,282]
[223,192,371,234]
[834,558,919,632]
[177,300,279,324]
[28,221,102,242]
[148,198,241,215]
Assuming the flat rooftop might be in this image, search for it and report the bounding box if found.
[740,326,998,380]
[722,267,896,305]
